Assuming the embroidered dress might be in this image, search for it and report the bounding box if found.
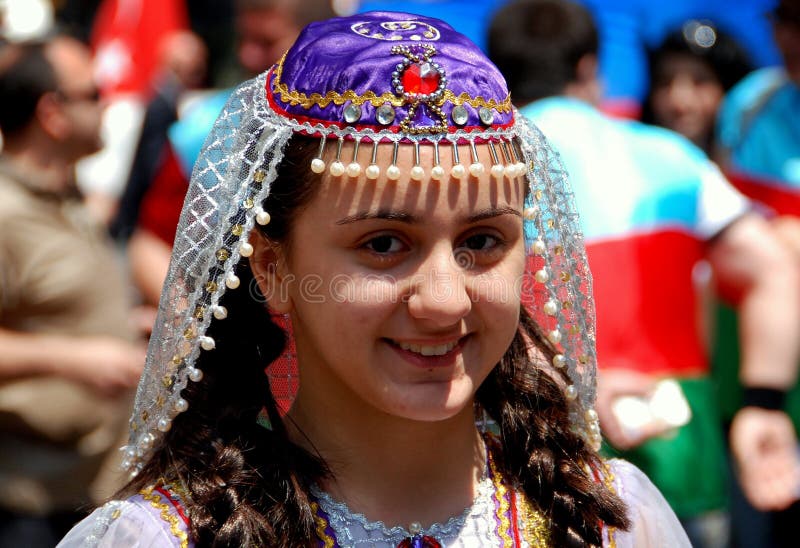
[57,460,689,547]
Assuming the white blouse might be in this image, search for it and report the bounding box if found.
[58,459,690,547]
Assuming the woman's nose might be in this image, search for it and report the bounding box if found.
[406,244,472,326]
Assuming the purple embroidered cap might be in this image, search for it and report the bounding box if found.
[267,11,514,135]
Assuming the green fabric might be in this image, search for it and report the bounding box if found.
[711,302,800,431]
[602,377,727,518]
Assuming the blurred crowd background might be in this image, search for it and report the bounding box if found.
[0,0,799,547]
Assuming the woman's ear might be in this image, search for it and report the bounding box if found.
[249,230,293,314]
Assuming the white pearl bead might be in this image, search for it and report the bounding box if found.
[410,165,425,180]
[188,367,204,382]
[139,433,154,450]
[544,299,558,316]
[523,206,538,220]
[409,522,422,535]
[585,409,598,421]
[213,305,228,320]
[239,242,253,257]
[534,268,549,283]
[548,329,562,344]
[329,161,345,177]
[157,418,172,432]
[225,274,240,289]
[200,336,216,351]
[386,165,401,180]
[310,158,326,174]
[515,162,527,176]
[431,165,445,180]
[532,239,547,255]
[469,162,484,177]
[490,164,505,178]
[565,385,577,400]
[451,164,466,179]
[121,457,132,470]
[365,164,380,180]
[504,164,516,177]
[256,210,271,225]
[346,162,362,177]
[552,354,566,368]
[175,398,189,413]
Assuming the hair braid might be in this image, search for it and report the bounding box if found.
[478,310,630,546]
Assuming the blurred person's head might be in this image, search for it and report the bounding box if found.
[488,0,599,106]
[773,0,800,84]
[235,0,335,75]
[643,21,752,150]
[0,36,103,162]
[158,30,208,90]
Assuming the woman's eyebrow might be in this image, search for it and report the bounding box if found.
[335,210,420,225]
[462,206,522,224]
[335,206,522,226]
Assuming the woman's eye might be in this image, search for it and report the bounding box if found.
[461,234,499,251]
[364,235,405,254]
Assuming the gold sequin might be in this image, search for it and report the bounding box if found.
[111,508,122,520]
[243,198,255,209]
[205,281,218,293]
[139,486,189,548]
[216,249,230,262]
[231,224,244,236]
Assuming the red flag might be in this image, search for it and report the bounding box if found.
[91,0,189,97]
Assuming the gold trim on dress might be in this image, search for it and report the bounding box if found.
[311,501,336,548]
[598,461,618,548]
[140,486,190,548]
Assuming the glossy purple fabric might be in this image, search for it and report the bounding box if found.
[268,11,513,131]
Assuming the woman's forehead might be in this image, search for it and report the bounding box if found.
[316,141,526,220]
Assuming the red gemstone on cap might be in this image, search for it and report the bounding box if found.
[402,62,440,95]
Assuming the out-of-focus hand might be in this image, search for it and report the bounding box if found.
[595,369,671,450]
[131,305,158,339]
[60,337,146,398]
[730,406,800,511]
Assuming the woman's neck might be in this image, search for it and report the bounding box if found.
[285,390,486,529]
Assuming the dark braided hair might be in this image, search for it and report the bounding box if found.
[120,136,629,546]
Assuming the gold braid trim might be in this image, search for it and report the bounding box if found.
[140,486,190,548]
[272,52,512,112]
[310,501,336,548]
[488,454,514,548]
[515,493,551,547]
[598,461,618,548]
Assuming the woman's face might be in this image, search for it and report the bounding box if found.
[649,52,724,146]
[259,142,527,423]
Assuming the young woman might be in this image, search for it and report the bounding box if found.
[59,11,689,547]
[643,20,752,156]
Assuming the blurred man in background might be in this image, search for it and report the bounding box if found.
[0,36,144,546]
